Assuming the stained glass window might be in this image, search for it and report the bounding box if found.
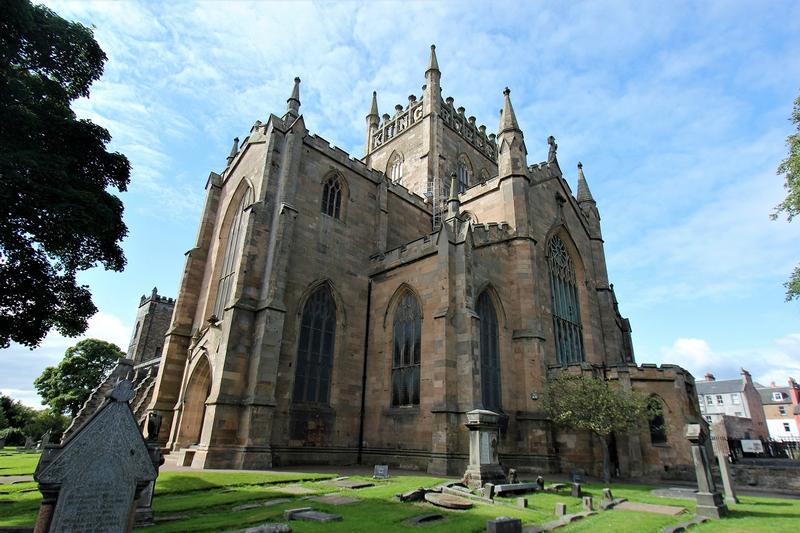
[293,287,336,404]
[548,235,584,364]
[322,176,342,219]
[477,291,501,411]
[391,292,421,407]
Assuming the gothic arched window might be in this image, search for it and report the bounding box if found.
[457,155,472,194]
[213,187,253,319]
[388,152,404,183]
[477,291,501,411]
[293,286,336,404]
[649,397,667,444]
[548,235,584,364]
[321,175,342,219]
[391,291,421,407]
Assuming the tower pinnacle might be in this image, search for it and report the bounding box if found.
[367,91,379,119]
[226,137,239,165]
[576,162,595,204]
[286,77,301,119]
[498,87,520,134]
[426,44,440,74]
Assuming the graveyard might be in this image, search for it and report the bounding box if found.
[2,448,799,532]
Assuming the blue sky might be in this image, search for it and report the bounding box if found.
[2,0,800,407]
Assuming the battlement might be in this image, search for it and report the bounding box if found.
[385,175,431,213]
[439,96,497,162]
[370,95,425,152]
[370,232,438,273]
[304,133,385,184]
[471,222,514,247]
[548,362,693,383]
[139,287,175,307]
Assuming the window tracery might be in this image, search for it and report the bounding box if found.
[477,291,501,411]
[548,235,584,364]
[293,286,336,404]
[391,291,421,407]
[321,175,342,219]
[388,152,404,183]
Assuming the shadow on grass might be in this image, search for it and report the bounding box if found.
[725,508,800,520]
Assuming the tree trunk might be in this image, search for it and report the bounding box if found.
[600,434,611,484]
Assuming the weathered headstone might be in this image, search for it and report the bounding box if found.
[483,482,495,499]
[506,468,519,484]
[571,472,584,483]
[373,464,389,479]
[486,516,522,533]
[516,497,528,508]
[602,488,613,504]
[493,482,538,496]
[24,436,34,450]
[32,381,160,533]
[685,424,728,519]
[463,409,506,488]
[582,496,593,511]
[571,483,582,498]
[535,475,544,491]
[554,502,567,516]
[715,453,738,504]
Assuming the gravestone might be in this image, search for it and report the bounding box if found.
[373,464,389,479]
[535,475,544,490]
[571,483,582,498]
[483,482,495,499]
[685,424,727,519]
[602,488,613,504]
[506,469,519,484]
[283,507,342,522]
[715,453,738,504]
[424,492,474,509]
[24,437,34,450]
[582,496,593,511]
[554,502,567,516]
[516,497,527,508]
[486,516,522,533]
[463,409,506,488]
[32,381,160,533]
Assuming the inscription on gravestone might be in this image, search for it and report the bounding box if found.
[373,464,389,479]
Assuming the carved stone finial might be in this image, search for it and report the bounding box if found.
[227,137,239,163]
[285,76,301,119]
[503,87,511,96]
[547,136,558,165]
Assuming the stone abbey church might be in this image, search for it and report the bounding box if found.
[131,46,702,479]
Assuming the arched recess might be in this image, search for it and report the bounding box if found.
[457,153,473,193]
[386,150,404,183]
[476,290,501,411]
[382,283,424,329]
[320,171,349,220]
[473,283,508,328]
[208,179,254,320]
[179,354,212,447]
[291,282,340,405]
[544,227,588,365]
[461,210,479,224]
[648,395,668,444]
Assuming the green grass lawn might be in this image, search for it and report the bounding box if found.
[2,448,799,532]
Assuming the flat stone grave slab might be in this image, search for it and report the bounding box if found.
[225,523,292,533]
[494,482,538,495]
[329,479,374,489]
[398,488,428,502]
[614,501,686,516]
[273,484,317,495]
[650,487,697,501]
[0,476,34,485]
[284,507,342,522]
[309,494,361,505]
[406,513,445,526]
[233,498,292,511]
[424,492,474,510]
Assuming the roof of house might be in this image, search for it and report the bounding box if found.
[757,387,792,405]
[696,379,744,395]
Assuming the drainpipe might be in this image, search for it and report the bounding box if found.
[357,279,373,464]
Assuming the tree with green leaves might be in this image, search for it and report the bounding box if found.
[773,94,800,300]
[34,338,124,417]
[543,373,656,483]
[0,0,130,348]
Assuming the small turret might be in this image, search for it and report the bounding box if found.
[576,162,595,204]
[496,87,527,177]
[423,45,441,115]
[285,77,301,120]
[447,172,460,219]
[576,162,601,237]
[226,137,239,165]
[365,91,379,155]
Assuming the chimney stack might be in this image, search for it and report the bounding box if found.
[704,372,715,382]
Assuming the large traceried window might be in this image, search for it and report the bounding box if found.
[477,291,501,411]
[391,291,421,407]
[548,235,585,364]
[388,152,404,183]
[293,287,336,404]
[321,175,342,219]
[213,187,253,319]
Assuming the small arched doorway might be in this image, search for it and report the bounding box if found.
[180,356,212,446]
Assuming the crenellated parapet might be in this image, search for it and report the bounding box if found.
[369,232,438,274]
[470,222,515,247]
[370,95,425,152]
[440,96,497,162]
[547,361,694,384]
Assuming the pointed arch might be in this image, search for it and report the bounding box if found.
[292,284,337,405]
[546,231,585,365]
[212,181,254,319]
[387,285,422,407]
[473,282,507,327]
[386,150,404,184]
[179,353,212,447]
[321,171,347,219]
[457,153,473,193]
[382,283,424,329]
[476,289,501,411]
[648,395,668,444]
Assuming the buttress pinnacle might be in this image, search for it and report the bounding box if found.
[576,162,596,204]
[286,77,301,119]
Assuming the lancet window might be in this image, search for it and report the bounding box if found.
[321,175,342,219]
[391,291,421,407]
[477,291,501,411]
[293,286,336,404]
[548,235,585,364]
[457,155,471,194]
[649,397,667,444]
[389,153,404,183]
[213,187,253,319]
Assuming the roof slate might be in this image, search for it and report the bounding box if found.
[696,379,744,395]
[757,387,791,405]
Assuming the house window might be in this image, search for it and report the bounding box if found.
[716,395,724,405]
[731,393,740,405]
[705,415,712,424]
[322,175,342,219]
[391,291,421,407]
[548,235,584,364]
[648,398,667,445]
[292,287,336,404]
[772,392,783,401]
[388,153,403,183]
[706,395,713,405]
[213,187,253,319]
[477,291,501,411]
[784,423,791,432]
[779,406,787,416]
